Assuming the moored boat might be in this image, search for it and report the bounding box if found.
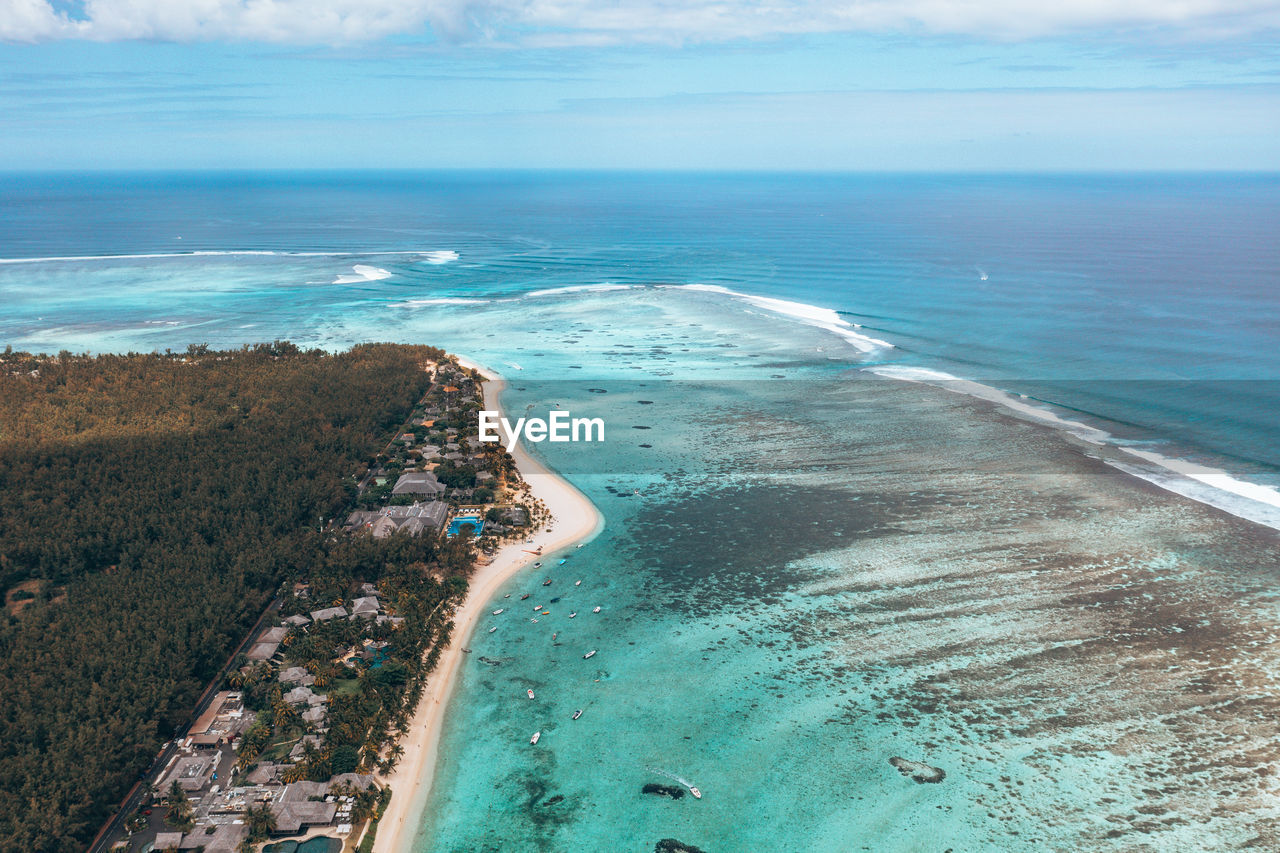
[520,593,531,600]
[527,689,535,699]
[492,609,504,615]
[489,626,497,633]
[569,612,577,618]
[574,580,582,586]
[530,731,540,744]
[542,578,553,586]
[583,650,596,659]
[592,606,601,613]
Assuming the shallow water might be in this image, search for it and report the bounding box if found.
[2,173,1279,851]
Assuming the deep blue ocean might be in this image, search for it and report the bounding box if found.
[3,172,1280,851]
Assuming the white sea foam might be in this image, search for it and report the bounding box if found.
[865,365,1111,445]
[333,264,392,284]
[392,297,490,307]
[526,284,636,298]
[1109,449,1280,531]
[674,283,893,353]
[868,365,1280,532]
[420,250,460,264]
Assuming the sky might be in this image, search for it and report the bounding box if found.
[1,0,1278,170]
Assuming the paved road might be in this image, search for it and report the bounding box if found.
[88,597,280,853]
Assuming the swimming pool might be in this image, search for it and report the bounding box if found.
[446,516,484,538]
[263,838,341,853]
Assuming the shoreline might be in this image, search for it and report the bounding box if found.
[372,355,604,853]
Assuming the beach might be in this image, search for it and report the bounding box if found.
[372,356,603,853]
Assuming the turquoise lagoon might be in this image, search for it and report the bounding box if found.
[2,174,1280,851]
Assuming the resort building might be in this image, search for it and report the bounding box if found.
[391,471,445,497]
[187,691,250,748]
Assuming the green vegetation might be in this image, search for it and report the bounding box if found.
[164,782,194,833]
[233,533,472,782]
[0,343,455,852]
[356,788,393,853]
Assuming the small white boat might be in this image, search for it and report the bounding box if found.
[572,709,583,720]
[690,786,702,799]
[492,609,504,615]
[583,650,596,659]
[527,689,535,699]
[533,604,542,610]
[489,627,497,633]
[504,594,511,598]
[574,580,582,586]
[530,731,541,745]
[592,606,601,613]
[569,612,577,618]
[576,543,584,548]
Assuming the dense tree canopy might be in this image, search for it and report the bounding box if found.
[0,343,446,852]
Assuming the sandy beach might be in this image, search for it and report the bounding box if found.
[372,356,603,853]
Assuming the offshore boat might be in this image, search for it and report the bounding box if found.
[574,580,582,586]
[690,786,702,799]
[527,689,535,699]
[583,650,597,659]
[572,709,583,720]
[530,731,541,745]
[568,612,577,618]
[592,606,601,613]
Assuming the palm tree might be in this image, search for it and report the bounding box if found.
[244,802,276,841]
[236,748,259,772]
[164,780,194,832]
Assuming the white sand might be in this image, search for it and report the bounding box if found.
[373,357,603,853]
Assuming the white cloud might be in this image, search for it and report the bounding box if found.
[2,0,1279,44]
